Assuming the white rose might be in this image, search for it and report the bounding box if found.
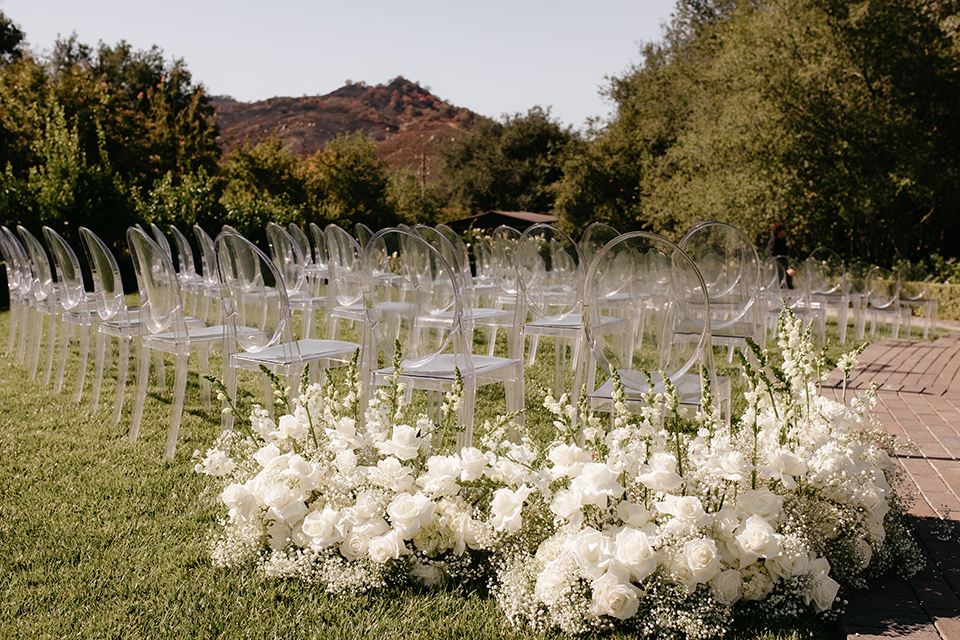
[376,424,421,460]
[387,492,435,539]
[682,538,721,584]
[195,449,236,477]
[712,507,740,542]
[637,452,683,492]
[860,481,890,521]
[591,571,641,621]
[266,521,290,551]
[490,486,532,534]
[372,456,414,492]
[736,488,783,521]
[617,502,652,528]
[285,454,318,492]
[368,528,406,563]
[710,448,750,482]
[277,413,307,440]
[767,546,811,580]
[339,530,370,561]
[550,488,584,525]
[301,507,344,549]
[710,569,742,606]
[805,558,840,612]
[419,455,461,496]
[253,443,281,468]
[613,527,657,582]
[733,515,782,568]
[457,447,489,481]
[449,511,484,554]
[221,482,259,522]
[335,449,358,474]
[570,462,624,508]
[763,448,808,490]
[260,483,308,524]
[657,494,709,525]
[548,443,591,478]
[565,527,613,579]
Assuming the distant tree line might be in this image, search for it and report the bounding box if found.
[3,0,960,274]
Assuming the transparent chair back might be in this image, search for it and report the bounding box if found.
[898,262,930,302]
[266,222,307,297]
[580,221,620,270]
[18,225,58,381]
[355,222,374,248]
[806,246,845,295]
[517,223,584,322]
[308,222,330,272]
[325,224,364,308]
[491,225,521,299]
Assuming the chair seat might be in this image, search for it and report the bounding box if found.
[231,338,360,368]
[377,353,520,381]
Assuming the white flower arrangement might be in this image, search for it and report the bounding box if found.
[196,310,924,637]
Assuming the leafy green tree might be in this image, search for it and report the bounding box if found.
[387,169,442,226]
[0,11,24,62]
[437,107,575,214]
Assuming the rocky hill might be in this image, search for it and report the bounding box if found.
[211,77,479,175]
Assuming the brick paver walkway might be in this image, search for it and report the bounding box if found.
[821,334,960,639]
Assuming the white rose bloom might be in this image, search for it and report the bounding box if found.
[637,452,683,492]
[710,568,742,605]
[301,507,344,549]
[221,482,258,522]
[339,530,370,561]
[762,448,808,490]
[805,558,840,612]
[767,546,811,580]
[457,447,490,481]
[656,494,709,526]
[285,454,318,492]
[591,570,641,621]
[376,424,422,460]
[195,449,236,477]
[859,481,890,521]
[368,528,406,563]
[266,521,291,551]
[372,456,415,492]
[570,462,625,508]
[550,488,584,526]
[712,507,740,542]
[548,443,592,478]
[449,511,484,554]
[419,455,461,496]
[613,527,657,582]
[710,448,750,482]
[669,555,698,591]
[261,483,308,525]
[387,492,435,539]
[253,443,281,468]
[736,488,784,521]
[534,564,570,606]
[681,538,722,584]
[335,449,358,474]
[490,486,532,534]
[353,516,390,538]
[565,527,614,579]
[276,413,307,440]
[734,515,782,568]
[617,502,653,528]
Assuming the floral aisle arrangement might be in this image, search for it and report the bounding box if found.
[196,311,924,638]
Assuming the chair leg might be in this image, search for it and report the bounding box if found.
[113,337,132,424]
[89,330,108,414]
[129,344,153,443]
[26,309,43,380]
[54,317,70,392]
[164,351,190,460]
[73,321,92,404]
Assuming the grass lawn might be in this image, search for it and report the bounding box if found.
[0,307,919,639]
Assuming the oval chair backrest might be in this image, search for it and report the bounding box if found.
[3,226,33,297]
[308,222,329,269]
[288,223,314,267]
[169,225,199,280]
[362,228,466,372]
[413,225,472,296]
[806,246,844,295]
[79,227,128,322]
[897,261,929,301]
[193,225,219,286]
[846,260,872,296]
[471,235,494,282]
[216,232,296,356]
[517,223,584,321]
[266,222,306,296]
[580,221,620,271]
[583,230,713,391]
[679,220,761,329]
[866,266,899,308]
[42,226,87,311]
[355,222,373,248]
[127,226,188,336]
[491,225,521,297]
[17,226,55,304]
[0,225,24,293]
[324,224,364,307]
[149,223,175,265]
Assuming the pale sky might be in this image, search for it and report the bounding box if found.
[2,0,677,129]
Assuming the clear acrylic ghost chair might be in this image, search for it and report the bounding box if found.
[677,221,763,361]
[516,224,588,395]
[216,232,362,430]
[2,226,35,364]
[308,222,331,279]
[266,222,329,340]
[804,247,843,342]
[897,262,937,339]
[865,265,904,338]
[324,224,367,337]
[193,225,224,324]
[580,221,620,270]
[0,226,26,358]
[80,226,150,422]
[18,226,60,383]
[290,222,325,298]
[43,226,99,401]
[574,231,729,424]
[845,260,873,341]
[127,226,227,459]
[355,222,374,248]
[362,228,524,449]
[168,225,204,317]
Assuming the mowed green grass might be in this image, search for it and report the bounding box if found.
[0,307,906,639]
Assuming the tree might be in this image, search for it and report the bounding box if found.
[0,11,24,62]
[437,107,576,214]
